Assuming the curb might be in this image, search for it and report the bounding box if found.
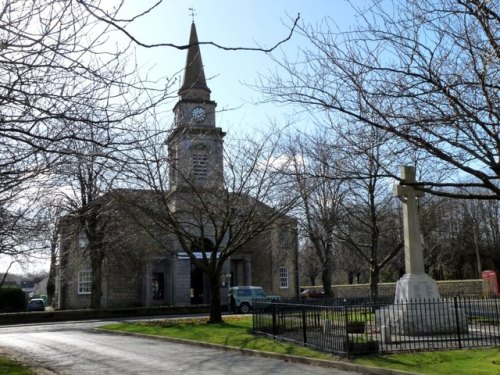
[95,328,421,375]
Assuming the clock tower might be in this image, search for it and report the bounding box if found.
[167,22,225,191]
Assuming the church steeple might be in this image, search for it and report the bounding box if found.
[178,22,211,99]
[167,22,225,192]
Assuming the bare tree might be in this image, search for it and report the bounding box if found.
[284,132,346,298]
[1,1,167,177]
[262,0,500,199]
[334,126,404,300]
[298,240,322,286]
[0,0,173,277]
[421,190,500,280]
[0,187,49,285]
[120,126,299,323]
[53,111,134,309]
[283,126,403,299]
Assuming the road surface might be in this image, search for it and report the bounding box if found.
[0,319,362,375]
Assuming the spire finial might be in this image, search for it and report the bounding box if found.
[189,7,196,22]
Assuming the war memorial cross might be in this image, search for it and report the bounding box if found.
[394,165,425,275]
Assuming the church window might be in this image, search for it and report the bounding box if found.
[279,227,289,249]
[152,272,165,300]
[192,144,208,179]
[78,270,92,294]
[78,231,88,250]
[279,267,289,289]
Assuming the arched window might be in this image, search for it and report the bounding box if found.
[192,144,208,180]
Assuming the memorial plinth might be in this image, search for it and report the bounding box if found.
[395,273,440,301]
[377,166,467,339]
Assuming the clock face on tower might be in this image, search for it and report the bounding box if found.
[192,106,207,122]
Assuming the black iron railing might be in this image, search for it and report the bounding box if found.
[252,295,500,357]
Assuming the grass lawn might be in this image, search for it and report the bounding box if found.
[0,357,35,375]
[101,316,333,360]
[356,348,500,375]
[101,316,500,375]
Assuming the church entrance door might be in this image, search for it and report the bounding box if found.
[190,238,214,305]
[190,262,205,304]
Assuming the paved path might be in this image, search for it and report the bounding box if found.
[0,320,362,375]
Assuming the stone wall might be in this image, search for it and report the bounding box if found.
[302,279,483,298]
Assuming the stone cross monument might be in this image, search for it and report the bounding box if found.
[393,166,440,302]
[377,165,467,338]
[394,166,425,274]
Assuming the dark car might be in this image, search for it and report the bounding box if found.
[228,286,280,314]
[27,298,45,312]
[300,289,326,299]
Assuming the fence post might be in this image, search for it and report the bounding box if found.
[454,296,462,350]
[302,305,308,345]
[494,297,500,347]
[344,299,350,357]
[272,303,277,337]
[252,305,255,333]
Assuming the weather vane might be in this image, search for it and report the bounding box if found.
[189,7,196,22]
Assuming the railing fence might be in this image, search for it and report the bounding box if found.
[252,295,500,357]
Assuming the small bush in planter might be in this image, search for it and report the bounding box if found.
[346,321,366,333]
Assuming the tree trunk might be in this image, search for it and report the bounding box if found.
[0,262,13,289]
[90,247,103,309]
[369,266,379,303]
[322,266,333,298]
[321,246,334,297]
[47,229,58,306]
[208,273,223,324]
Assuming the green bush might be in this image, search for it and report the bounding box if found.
[0,287,27,312]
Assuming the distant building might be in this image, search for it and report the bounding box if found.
[20,280,35,297]
[57,23,298,310]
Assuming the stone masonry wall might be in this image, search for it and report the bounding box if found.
[302,279,483,298]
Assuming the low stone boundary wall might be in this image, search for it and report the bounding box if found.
[0,304,211,325]
[302,279,483,299]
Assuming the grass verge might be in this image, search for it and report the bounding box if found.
[101,316,333,360]
[0,356,35,375]
[355,348,500,375]
[100,316,500,375]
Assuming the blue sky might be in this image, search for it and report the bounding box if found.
[119,0,360,135]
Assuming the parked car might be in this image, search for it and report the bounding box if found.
[300,289,326,299]
[228,286,280,314]
[27,298,45,312]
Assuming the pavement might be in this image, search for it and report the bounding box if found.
[97,327,422,375]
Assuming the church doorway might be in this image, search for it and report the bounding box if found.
[190,238,214,305]
[190,262,205,304]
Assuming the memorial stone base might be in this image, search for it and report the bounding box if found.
[377,273,468,341]
[395,273,441,301]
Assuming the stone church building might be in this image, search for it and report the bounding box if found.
[57,23,298,310]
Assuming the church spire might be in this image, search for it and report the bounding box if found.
[179,22,211,97]
[168,22,224,191]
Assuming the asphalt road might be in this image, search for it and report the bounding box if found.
[0,319,362,375]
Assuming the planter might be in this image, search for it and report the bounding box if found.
[346,321,366,333]
[345,340,379,354]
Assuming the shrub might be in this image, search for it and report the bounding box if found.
[0,287,27,312]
